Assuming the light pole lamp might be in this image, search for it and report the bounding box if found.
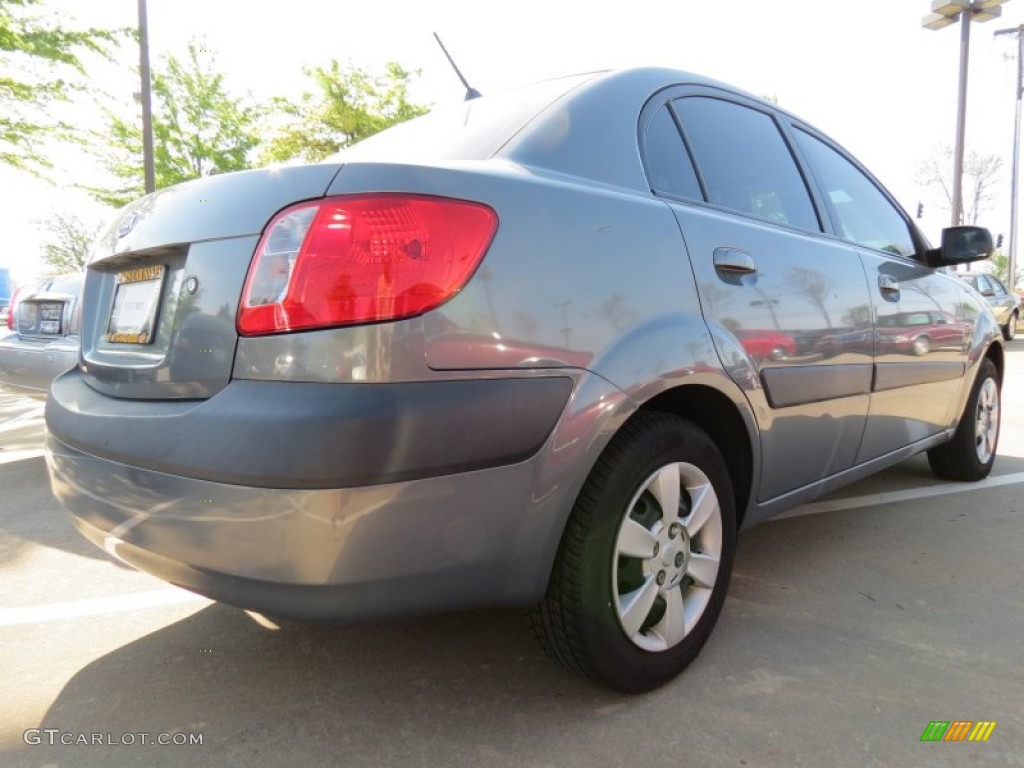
[922,0,1011,229]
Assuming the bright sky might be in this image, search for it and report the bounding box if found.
[2,0,1022,286]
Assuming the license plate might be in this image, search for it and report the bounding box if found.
[105,265,165,344]
[37,302,64,335]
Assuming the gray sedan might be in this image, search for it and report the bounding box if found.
[0,273,83,397]
[957,271,1019,340]
[45,68,1003,692]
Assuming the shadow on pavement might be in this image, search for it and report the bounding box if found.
[6,467,1023,767]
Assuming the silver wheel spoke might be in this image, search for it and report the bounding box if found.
[683,481,716,536]
[619,575,660,637]
[687,552,720,589]
[613,458,725,652]
[617,519,658,559]
[648,463,681,524]
[650,587,686,648]
[974,379,999,464]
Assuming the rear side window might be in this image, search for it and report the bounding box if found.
[793,129,916,258]
[642,105,702,201]
[673,97,819,232]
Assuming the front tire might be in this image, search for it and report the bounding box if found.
[529,412,736,693]
[1003,312,1017,341]
[928,357,1000,481]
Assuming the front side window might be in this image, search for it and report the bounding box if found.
[673,97,819,232]
[793,129,916,258]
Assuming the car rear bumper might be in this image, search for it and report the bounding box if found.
[46,368,572,489]
[0,334,78,396]
[46,431,559,620]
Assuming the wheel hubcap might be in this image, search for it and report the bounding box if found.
[612,462,723,652]
[974,378,999,464]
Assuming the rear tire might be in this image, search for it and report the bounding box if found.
[928,358,1000,481]
[529,412,736,693]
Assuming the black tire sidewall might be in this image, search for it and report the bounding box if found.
[572,415,737,693]
[931,358,1000,481]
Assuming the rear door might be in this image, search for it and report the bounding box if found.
[788,127,967,462]
[642,89,874,501]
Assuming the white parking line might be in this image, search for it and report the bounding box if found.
[0,448,46,465]
[777,470,1024,520]
[0,588,210,627]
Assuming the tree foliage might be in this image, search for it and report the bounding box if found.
[916,146,1002,226]
[90,41,261,208]
[261,61,428,164]
[988,249,1022,289]
[1,0,121,172]
[40,211,99,273]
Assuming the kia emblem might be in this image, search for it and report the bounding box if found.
[117,212,139,239]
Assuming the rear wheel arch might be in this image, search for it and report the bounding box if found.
[635,384,754,528]
[984,341,1004,383]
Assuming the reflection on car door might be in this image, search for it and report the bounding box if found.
[790,128,968,462]
[643,93,874,501]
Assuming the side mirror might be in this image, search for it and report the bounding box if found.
[926,226,994,267]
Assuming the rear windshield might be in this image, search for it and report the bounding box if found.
[326,73,599,163]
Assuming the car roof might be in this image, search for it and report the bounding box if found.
[331,67,808,193]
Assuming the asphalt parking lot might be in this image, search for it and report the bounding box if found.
[1,344,1022,768]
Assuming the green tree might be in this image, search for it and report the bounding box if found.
[1,0,120,172]
[261,60,428,164]
[90,41,262,207]
[988,249,1021,289]
[40,211,100,273]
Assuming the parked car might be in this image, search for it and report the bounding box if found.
[956,271,1019,341]
[45,68,1003,693]
[875,310,970,357]
[0,273,83,397]
[734,328,797,360]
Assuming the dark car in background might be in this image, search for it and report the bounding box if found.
[44,69,1004,693]
[956,271,1019,340]
[0,273,84,396]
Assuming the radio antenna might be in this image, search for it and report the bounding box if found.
[433,32,481,101]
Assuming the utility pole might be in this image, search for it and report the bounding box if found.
[995,23,1024,289]
[923,1,1012,227]
[138,0,155,194]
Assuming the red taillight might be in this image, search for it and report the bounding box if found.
[237,194,497,335]
[7,285,25,330]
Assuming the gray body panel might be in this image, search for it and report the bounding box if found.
[45,67,1004,620]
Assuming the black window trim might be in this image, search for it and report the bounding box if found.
[638,102,706,203]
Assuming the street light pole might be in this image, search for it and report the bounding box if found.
[996,24,1024,290]
[138,0,155,195]
[923,1,1011,230]
[952,11,972,226]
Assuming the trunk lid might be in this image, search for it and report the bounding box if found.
[80,164,342,400]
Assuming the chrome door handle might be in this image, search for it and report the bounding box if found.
[713,247,757,275]
[878,274,900,293]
